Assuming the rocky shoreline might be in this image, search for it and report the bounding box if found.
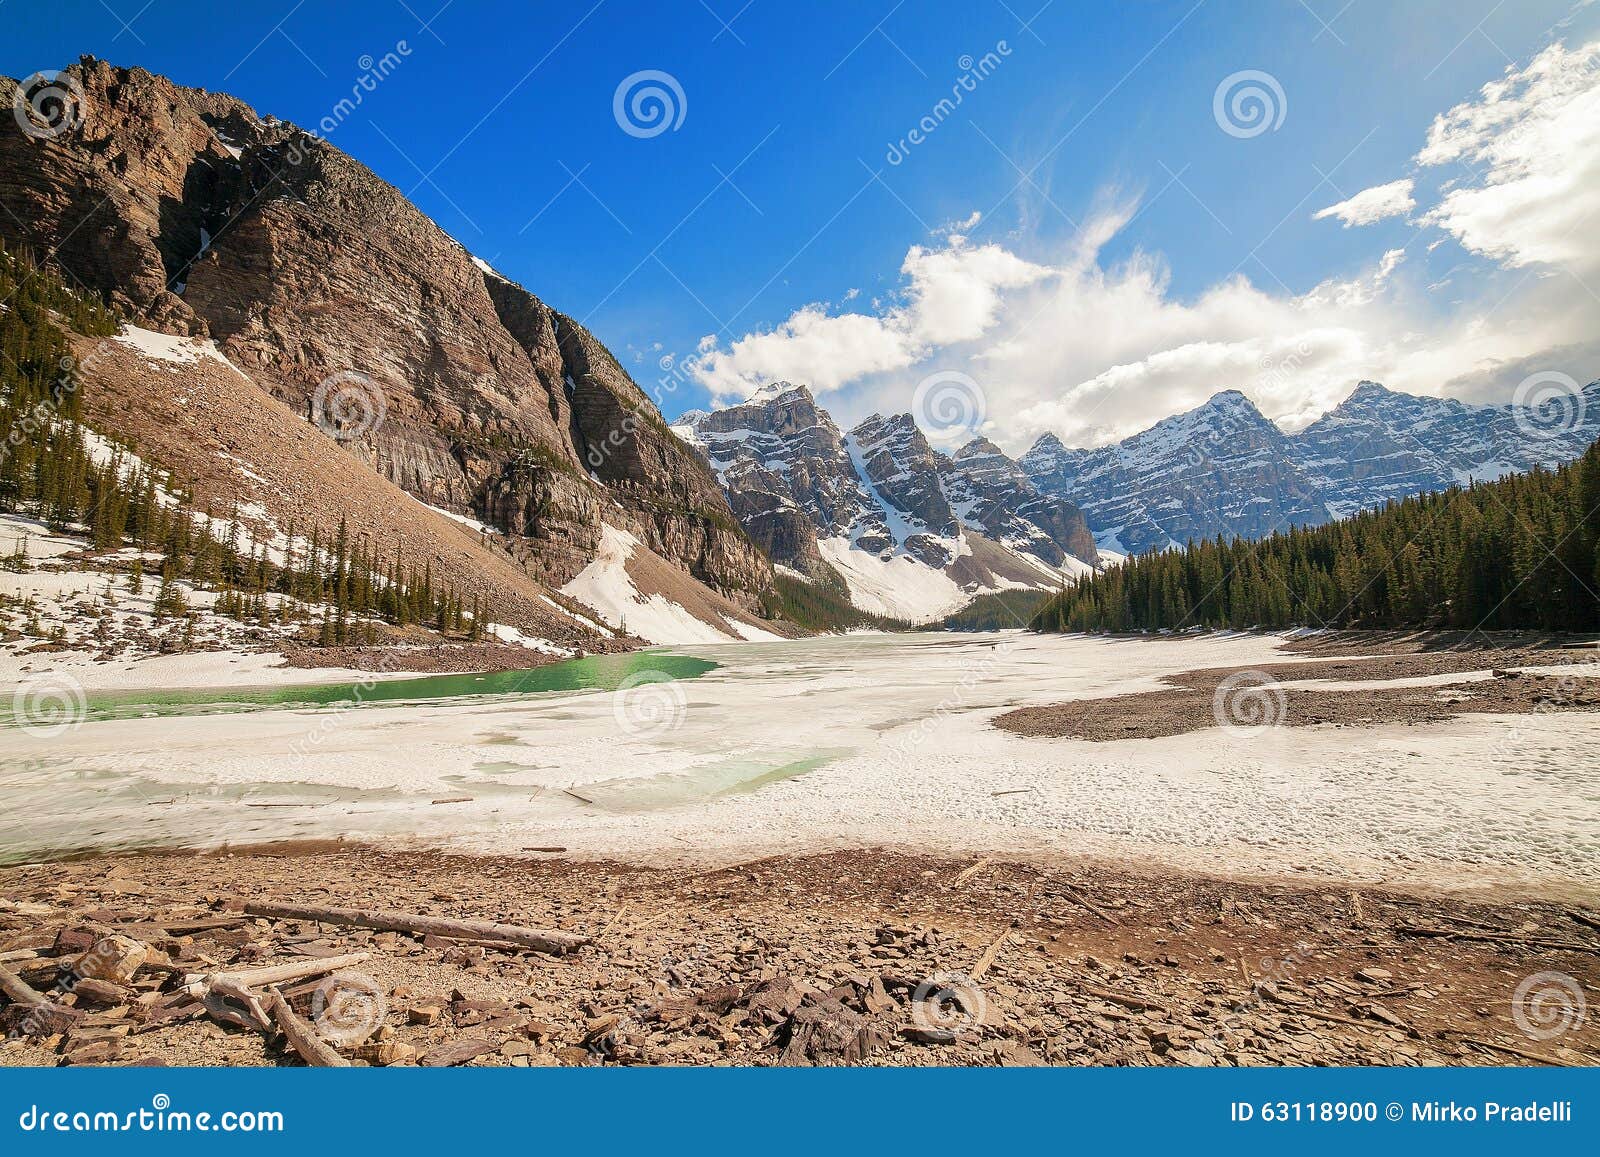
[996,633,1600,741]
[2,847,1595,1068]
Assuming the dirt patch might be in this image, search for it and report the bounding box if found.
[996,634,1600,741]
[2,848,1595,1068]
[277,638,630,675]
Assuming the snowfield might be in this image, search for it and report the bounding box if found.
[4,631,1594,899]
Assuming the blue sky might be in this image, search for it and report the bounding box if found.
[8,0,1600,449]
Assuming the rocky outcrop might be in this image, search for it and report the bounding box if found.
[676,382,880,577]
[0,56,770,607]
[847,413,958,568]
[939,438,1098,567]
[676,383,1095,622]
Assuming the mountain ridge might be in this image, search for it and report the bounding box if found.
[1021,379,1600,553]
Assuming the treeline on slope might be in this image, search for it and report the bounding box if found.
[0,242,492,647]
[758,571,913,634]
[940,588,1053,631]
[1030,440,1600,634]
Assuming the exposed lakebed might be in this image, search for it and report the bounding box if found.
[2,633,1596,899]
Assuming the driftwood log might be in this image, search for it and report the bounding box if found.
[267,986,348,1067]
[0,963,83,1034]
[243,901,589,955]
[181,952,371,998]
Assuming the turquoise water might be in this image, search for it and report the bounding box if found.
[10,651,719,724]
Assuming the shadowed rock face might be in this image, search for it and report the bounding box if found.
[0,56,770,607]
[676,383,882,576]
[939,438,1098,567]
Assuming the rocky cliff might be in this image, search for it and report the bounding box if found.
[675,383,1098,623]
[0,57,770,610]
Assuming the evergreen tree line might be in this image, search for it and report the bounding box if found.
[1030,441,1600,634]
[0,242,492,646]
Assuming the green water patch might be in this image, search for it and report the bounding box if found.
[570,748,850,813]
[6,651,718,725]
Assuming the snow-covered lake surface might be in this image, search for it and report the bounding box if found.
[3,632,1596,899]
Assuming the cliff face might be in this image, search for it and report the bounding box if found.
[0,57,769,606]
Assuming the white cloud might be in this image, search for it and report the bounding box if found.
[1417,39,1600,272]
[691,231,1053,400]
[688,38,1600,452]
[1312,179,1416,227]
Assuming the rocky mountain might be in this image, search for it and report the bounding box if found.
[0,56,778,644]
[1291,380,1600,518]
[1022,391,1328,555]
[676,383,1098,622]
[1021,381,1600,554]
[939,439,1100,567]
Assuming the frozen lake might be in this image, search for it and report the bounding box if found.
[3,632,1597,897]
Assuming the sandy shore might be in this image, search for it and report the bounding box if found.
[2,846,1595,1068]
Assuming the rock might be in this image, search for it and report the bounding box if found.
[777,997,886,1067]
[990,1039,1045,1066]
[408,1006,441,1026]
[1355,968,1393,984]
[421,1038,496,1068]
[71,935,148,986]
[901,1026,958,1045]
[353,1041,417,1066]
[745,976,805,1025]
